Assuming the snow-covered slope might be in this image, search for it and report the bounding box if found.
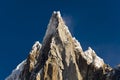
[5,60,26,80]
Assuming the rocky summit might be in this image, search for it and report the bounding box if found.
[6,11,120,80]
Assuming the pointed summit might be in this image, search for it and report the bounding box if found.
[53,11,61,18]
[43,11,71,43]
[43,11,62,37]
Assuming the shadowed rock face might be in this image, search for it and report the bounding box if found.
[6,11,120,80]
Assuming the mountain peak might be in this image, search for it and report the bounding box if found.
[43,11,71,44]
[43,11,62,42]
[53,11,61,18]
[6,11,120,80]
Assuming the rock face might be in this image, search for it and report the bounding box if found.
[6,11,120,80]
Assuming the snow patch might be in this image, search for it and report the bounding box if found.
[32,41,41,50]
[53,11,61,18]
[94,56,104,68]
[84,47,94,64]
[5,60,26,80]
[73,37,83,51]
[84,47,104,68]
[30,41,41,55]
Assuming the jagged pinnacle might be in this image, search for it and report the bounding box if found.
[42,11,70,44]
[53,11,61,18]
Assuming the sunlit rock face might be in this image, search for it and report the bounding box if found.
[6,11,119,80]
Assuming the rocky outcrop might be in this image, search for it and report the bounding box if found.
[6,11,120,80]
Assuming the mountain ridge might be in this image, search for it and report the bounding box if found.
[6,11,120,80]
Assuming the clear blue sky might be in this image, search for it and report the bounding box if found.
[0,0,120,79]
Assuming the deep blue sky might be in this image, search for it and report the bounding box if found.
[0,0,120,79]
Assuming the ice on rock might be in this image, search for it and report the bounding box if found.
[5,60,26,80]
[84,47,104,68]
